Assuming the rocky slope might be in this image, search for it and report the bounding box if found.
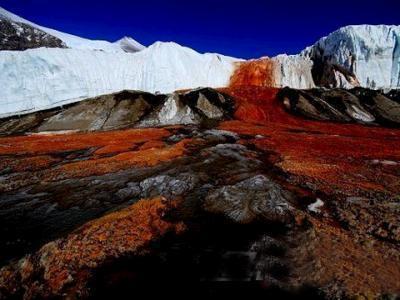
[278,87,400,126]
[0,18,66,50]
[2,86,400,137]
[0,88,234,135]
[0,86,399,299]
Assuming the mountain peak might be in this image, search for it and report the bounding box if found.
[114,36,146,52]
[0,6,145,53]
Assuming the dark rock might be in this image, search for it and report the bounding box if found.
[305,45,359,88]
[334,196,400,242]
[37,91,157,132]
[385,90,400,103]
[204,175,293,224]
[278,87,400,126]
[115,183,141,200]
[138,88,235,127]
[139,173,198,199]
[0,88,235,136]
[370,94,400,124]
[183,87,235,120]
[0,19,66,50]
[320,89,375,122]
[195,93,224,118]
[138,93,200,126]
[280,88,350,121]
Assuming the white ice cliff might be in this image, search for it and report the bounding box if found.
[302,25,400,89]
[271,54,315,89]
[0,43,238,116]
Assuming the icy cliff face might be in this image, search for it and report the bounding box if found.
[229,55,315,89]
[0,6,145,53]
[302,25,400,89]
[272,54,315,89]
[0,43,238,117]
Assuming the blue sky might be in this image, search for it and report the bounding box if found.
[1,0,399,58]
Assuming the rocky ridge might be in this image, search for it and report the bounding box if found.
[0,18,66,50]
[0,88,234,135]
[278,87,400,126]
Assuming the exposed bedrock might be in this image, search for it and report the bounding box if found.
[0,19,66,51]
[278,87,400,126]
[0,88,235,136]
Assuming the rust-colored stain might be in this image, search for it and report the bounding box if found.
[138,139,166,150]
[0,197,186,297]
[229,59,276,88]
[310,217,400,296]
[0,128,171,156]
[0,128,195,191]
[220,86,400,196]
[53,139,190,179]
[0,155,61,172]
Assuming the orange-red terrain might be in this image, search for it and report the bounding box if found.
[230,59,276,87]
[0,86,400,299]
[221,86,400,197]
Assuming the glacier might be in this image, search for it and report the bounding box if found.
[0,6,400,117]
[302,25,400,89]
[272,54,315,89]
[0,43,238,117]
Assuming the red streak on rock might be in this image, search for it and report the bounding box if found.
[0,127,195,191]
[0,128,171,156]
[53,139,190,180]
[0,155,60,172]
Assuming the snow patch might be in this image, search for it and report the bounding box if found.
[308,198,324,214]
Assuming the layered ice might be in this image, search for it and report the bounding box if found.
[272,54,315,89]
[0,43,238,116]
[303,25,400,89]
